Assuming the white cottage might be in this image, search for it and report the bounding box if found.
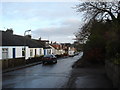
[49,44,65,55]
[37,39,52,55]
[0,30,44,60]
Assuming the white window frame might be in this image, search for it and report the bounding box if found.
[22,48,25,56]
[48,49,51,54]
[40,49,42,55]
[30,49,33,57]
[2,48,8,59]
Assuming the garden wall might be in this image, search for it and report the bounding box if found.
[105,60,120,89]
[2,58,25,70]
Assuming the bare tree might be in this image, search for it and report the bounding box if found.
[75,1,120,22]
[75,1,120,43]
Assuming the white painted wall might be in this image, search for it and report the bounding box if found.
[8,48,13,58]
[36,48,39,56]
[51,49,53,55]
[33,48,35,57]
[49,45,56,55]
[16,47,22,58]
[41,48,44,55]
[45,49,52,55]
[0,46,44,60]
[29,48,33,57]
[0,46,28,60]
[49,45,66,55]
[29,48,44,58]
[29,48,35,57]
[39,48,44,56]
[52,48,56,55]
[25,47,30,59]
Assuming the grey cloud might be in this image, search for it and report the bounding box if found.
[32,18,81,43]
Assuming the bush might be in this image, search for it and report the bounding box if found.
[110,57,120,65]
[84,48,105,63]
[110,53,120,65]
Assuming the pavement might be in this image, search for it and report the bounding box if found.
[2,55,81,88]
[65,64,114,88]
[2,56,70,73]
[2,61,42,73]
[2,53,114,89]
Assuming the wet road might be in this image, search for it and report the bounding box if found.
[3,52,83,88]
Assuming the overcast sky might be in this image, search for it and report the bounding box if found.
[1,2,83,43]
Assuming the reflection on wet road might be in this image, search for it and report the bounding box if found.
[3,52,83,88]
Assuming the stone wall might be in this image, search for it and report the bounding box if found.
[105,60,120,88]
[2,57,43,70]
[2,58,25,70]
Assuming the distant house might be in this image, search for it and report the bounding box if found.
[61,43,71,55]
[50,43,65,55]
[49,44,57,55]
[68,45,76,56]
[36,38,52,55]
[43,47,52,55]
[0,29,45,60]
[60,43,76,56]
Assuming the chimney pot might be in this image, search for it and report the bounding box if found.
[39,37,41,41]
[25,35,31,39]
[6,28,13,35]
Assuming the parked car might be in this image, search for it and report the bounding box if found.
[74,52,79,56]
[69,51,75,57]
[42,54,57,64]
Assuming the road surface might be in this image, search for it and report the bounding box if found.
[2,52,83,88]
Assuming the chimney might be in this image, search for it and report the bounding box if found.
[6,28,13,35]
[54,41,56,44]
[39,37,41,41]
[51,41,53,44]
[25,35,31,39]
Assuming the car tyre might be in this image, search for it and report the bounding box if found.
[42,62,46,65]
[54,60,57,63]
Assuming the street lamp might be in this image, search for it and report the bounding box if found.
[24,30,31,60]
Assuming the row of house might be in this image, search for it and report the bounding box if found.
[0,29,52,60]
[50,42,76,56]
[0,29,76,60]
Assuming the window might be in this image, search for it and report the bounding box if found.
[22,48,25,56]
[30,49,33,57]
[48,49,51,54]
[40,49,42,55]
[2,48,8,59]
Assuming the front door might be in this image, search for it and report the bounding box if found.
[13,48,16,58]
[35,49,37,56]
[44,49,46,55]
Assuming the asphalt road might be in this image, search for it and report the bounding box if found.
[2,52,83,88]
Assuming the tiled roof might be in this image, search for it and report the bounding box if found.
[50,44,61,49]
[1,30,45,48]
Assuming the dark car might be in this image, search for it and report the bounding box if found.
[42,54,57,64]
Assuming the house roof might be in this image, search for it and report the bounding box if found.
[40,40,49,42]
[44,47,52,49]
[61,43,71,46]
[1,30,45,48]
[50,44,61,50]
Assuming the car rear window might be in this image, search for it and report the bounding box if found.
[44,55,52,58]
[44,55,56,58]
